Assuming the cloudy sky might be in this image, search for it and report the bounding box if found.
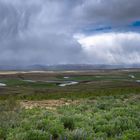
[0,0,140,66]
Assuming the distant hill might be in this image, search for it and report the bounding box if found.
[0,64,140,71]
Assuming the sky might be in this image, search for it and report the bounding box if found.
[0,0,140,66]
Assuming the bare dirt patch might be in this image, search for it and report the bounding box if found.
[123,94,140,103]
[20,99,80,110]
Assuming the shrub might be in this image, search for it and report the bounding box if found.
[24,130,49,140]
[0,128,6,140]
[61,116,75,130]
[68,129,88,140]
[0,99,21,139]
[122,130,140,140]
[49,121,64,139]
[36,119,65,139]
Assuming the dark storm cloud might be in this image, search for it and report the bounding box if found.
[74,0,140,25]
[0,0,86,65]
[0,0,140,65]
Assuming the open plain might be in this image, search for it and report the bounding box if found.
[0,69,140,140]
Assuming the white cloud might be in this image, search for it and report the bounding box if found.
[77,32,140,64]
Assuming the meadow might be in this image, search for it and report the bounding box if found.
[0,70,140,140]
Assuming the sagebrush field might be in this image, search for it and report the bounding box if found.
[0,70,140,140]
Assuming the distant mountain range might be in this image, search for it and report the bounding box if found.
[0,64,140,71]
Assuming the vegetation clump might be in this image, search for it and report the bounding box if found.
[61,116,75,130]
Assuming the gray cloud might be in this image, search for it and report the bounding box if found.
[0,0,140,65]
[74,0,140,25]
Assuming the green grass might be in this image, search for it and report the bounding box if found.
[129,72,140,78]
[14,87,140,100]
[57,75,132,81]
[0,79,57,88]
[1,72,140,101]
